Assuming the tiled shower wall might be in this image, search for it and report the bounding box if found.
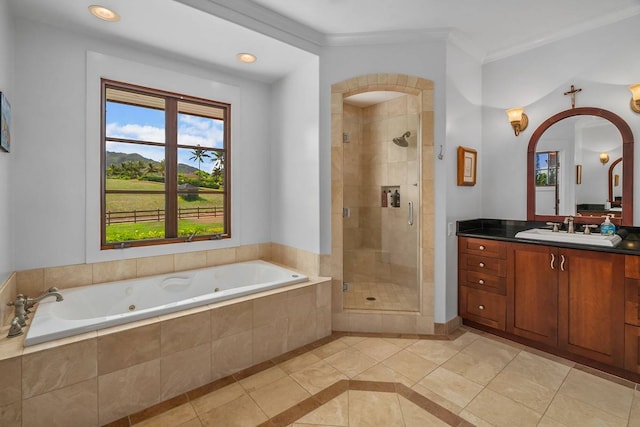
[342,96,419,293]
[331,74,435,334]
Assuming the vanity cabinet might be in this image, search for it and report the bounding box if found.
[509,243,558,347]
[460,237,627,374]
[624,256,640,373]
[458,238,508,330]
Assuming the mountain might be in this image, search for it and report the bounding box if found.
[106,151,198,174]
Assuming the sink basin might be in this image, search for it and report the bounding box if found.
[514,228,622,247]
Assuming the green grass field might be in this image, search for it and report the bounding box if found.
[105,178,225,243]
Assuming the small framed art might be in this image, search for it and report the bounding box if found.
[1,92,10,153]
[457,146,477,186]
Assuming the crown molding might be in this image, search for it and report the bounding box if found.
[484,5,640,63]
[324,28,450,47]
[446,31,487,63]
[174,0,324,53]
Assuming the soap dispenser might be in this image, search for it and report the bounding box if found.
[600,215,616,236]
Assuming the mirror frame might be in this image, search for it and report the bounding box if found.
[527,107,634,225]
[608,157,623,204]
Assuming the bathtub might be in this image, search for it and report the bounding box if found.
[24,260,308,346]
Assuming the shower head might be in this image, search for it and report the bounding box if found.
[392,131,411,147]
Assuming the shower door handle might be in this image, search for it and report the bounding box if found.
[408,201,414,226]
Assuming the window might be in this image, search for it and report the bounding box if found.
[535,151,559,186]
[101,80,230,248]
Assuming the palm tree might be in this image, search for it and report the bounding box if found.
[144,162,159,176]
[189,145,211,173]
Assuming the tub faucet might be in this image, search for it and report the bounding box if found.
[24,287,64,311]
[6,294,29,327]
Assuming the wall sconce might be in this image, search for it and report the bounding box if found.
[506,108,528,136]
[600,152,610,165]
[630,84,640,113]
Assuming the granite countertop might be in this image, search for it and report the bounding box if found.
[457,218,640,254]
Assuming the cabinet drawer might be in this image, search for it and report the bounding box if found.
[626,256,640,280]
[459,253,507,277]
[460,238,507,259]
[626,279,640,326]
[459,287,506,330]
[459,270,506,295]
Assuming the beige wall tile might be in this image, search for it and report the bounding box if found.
[286,289,317,350]
[380,314,418,334]
[98,360,161,425]
[0,274,16,330]
[97,323,160,375]
[296,249,319,276]
[137,255,174,277]
[22,379,97,427]
[348,313,383,333]
[252,317,288,364]
[253,293,287,328]
[211,330,253,380]
[22,339,97,399]
[236,244,259,262]
[211,300,252,340]
[0,401,20,427]
[44,264,93,289]
[92,259,137,284]
[161,311,211,356]
[16,269,44,297]
[258,243,272,260]
[316,308,332,339]
[0,357,20,406]
[205,247,236,266]
[161,343,211,400]
[174,251,207,272]
[332,313,349,331]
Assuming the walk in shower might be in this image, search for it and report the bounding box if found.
[341,91,420,311]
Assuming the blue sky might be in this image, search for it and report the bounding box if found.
[106,102,224,172]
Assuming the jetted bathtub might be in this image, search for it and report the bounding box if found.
[24,260,308,346]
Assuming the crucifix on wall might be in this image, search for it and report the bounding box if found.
[564,85,582,108]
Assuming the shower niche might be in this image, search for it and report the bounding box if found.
[341,91,420,311]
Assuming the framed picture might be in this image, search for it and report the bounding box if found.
[457,146,477,186]
[0,92,10,153]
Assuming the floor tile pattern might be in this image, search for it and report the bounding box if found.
[105,328,640,427]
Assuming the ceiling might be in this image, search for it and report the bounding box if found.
[8,0,640,83]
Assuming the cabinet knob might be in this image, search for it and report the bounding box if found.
[479,262,485,268]
[478,279,485,285]
[478,305,485,310]
[479,245,485,251]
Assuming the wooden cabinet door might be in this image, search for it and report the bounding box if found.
[508,243,558,346]
[558,249,625,367]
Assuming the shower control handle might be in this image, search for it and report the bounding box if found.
[408,201,414,226]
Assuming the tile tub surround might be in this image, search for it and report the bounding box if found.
[0,278,331,426]
[13,242,327,297]
[332,73,436,334]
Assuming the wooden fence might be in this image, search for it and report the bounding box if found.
[106,206,223,225]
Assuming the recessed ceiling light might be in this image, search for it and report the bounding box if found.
[237,53,257,64]
[88,5,120,22]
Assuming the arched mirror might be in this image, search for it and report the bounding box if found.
[527,107,634,225]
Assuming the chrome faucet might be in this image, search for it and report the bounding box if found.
[564,216,575,234]
[24,287,64,311]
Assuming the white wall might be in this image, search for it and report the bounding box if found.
[12,18,275,269]
[0,0,14,282]
[482,14,640,223]
[270,57,320,253]
[444,42,483,322]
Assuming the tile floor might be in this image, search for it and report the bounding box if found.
[109,327,640,426]
[343,281,419,311]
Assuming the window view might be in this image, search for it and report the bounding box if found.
[102,80,229,248]
[535,151,559,186]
